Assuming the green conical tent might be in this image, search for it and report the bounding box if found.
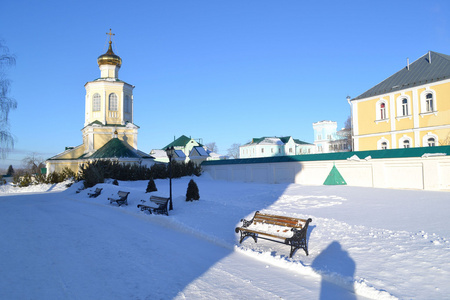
[323,165,347,185]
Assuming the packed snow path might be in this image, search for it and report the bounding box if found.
[1,177,449,299]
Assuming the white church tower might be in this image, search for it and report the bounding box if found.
[46,30,154,174]
[82,29,138,154]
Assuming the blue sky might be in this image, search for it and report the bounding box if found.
[1,0,450,169]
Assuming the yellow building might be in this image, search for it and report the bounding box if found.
[46,31,154,173]
[350,51,450,151]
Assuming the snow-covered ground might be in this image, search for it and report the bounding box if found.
[0,176,449,299]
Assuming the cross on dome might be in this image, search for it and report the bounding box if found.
[106,29,115,42]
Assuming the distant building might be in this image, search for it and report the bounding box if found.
[313,121,350,153]
[151,135,225,164]
[239,136,314,159]
[350,51,450,151]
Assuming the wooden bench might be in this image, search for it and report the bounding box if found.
[88,188,103,198]
[108,191,130,206]
[137,196,170,216]
[235,211,312,257]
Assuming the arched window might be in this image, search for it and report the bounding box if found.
[403,139,410,148]
[92,93,101,111]
[420,90,437,114]
[109,93,118,111]
[396,96,411,117]
[377,138,389,150]
[401,98,409,116]
[423,133,438,147]
[425,93,434,112]
[399,136,412,149]
[378,101,387,120]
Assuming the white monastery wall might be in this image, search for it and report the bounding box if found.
[203,156,450,191]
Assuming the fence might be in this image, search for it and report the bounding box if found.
[202,146,450,191]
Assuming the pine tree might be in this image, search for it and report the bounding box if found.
[186,179,200,201]
[6,165,14,176]
[146,178,157,193]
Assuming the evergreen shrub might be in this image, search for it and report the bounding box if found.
[186,179,200,201]
[77,159,203,188]
[146,178,157,193]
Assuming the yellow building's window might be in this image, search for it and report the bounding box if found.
[426,93,434,112]
[380,102,387,119]
[403,140,410,148]
[92,93,101,111]
[401,98,409,116]
[109,93,118,111]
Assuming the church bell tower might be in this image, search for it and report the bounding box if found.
[82,29,138,154]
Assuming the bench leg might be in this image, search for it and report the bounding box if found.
[285,229,308,257]
[238,231,258,244]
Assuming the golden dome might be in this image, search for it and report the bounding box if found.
[97,41,122,67]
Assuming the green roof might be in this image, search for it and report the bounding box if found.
[163,135,203,150]
[89,138,142,159]
[202,145,450,166]
[353,51,450,100]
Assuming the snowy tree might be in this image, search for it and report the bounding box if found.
[0,40,17,158]
[205,142,218,153]
[227,143,241,159]
[22,153,45,174]
[343,116,352,151]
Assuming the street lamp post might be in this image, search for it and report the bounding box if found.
[165,146,175,210]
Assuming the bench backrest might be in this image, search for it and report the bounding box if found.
[117,191,130,199]
[150,196,170,206]
[253,212,307,229]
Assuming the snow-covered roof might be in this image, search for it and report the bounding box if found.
[150,149,168,158]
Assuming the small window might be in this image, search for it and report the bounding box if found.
[271,148,274,153]
[261,148,264,153]
[109,93,118,111]
[427,137,436,147]
[327,134,332,140]
[317,134,322,140]
[426,93,434,112]
[380,102,386,119]
[279,148,281,153]
[403,140,410,148]
[402,98,409,116]
[92,93,101,111]
[381,142,387,150]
